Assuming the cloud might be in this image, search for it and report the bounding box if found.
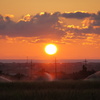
[0,11,100,44]
[90,11,100,26]
[0,12,64,39]
[82,11,100,27]
[66,25,100,38]
[92,11,100,20]
[62,11,92,19]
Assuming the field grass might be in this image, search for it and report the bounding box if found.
[0,81,100,100]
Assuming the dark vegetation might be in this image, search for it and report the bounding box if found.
[0,61,98,81]
[0,81,100,100]
[0,61,100,100]
[70,64,96,80]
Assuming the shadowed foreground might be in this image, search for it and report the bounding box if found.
[0,81,100,100]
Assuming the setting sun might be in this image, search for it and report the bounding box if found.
[45,44,57,55]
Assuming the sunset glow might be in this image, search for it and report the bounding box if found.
[0,0,99,60]
[0,1,100,99]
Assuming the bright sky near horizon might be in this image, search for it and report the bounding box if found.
[0,0,100,59]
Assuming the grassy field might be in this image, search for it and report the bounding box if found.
[0,81,100,100]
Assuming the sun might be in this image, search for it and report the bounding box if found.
[45,44,57,55]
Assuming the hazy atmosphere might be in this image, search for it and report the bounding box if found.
[0,0,100,59]
[0,1,100,100]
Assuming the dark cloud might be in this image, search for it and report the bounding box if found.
[90,11,100,26]
[66,26,100,37]
[0,12,64,38]
[0,11,100,43]
[0,15,3,21]
[92,21,100,26]
[92,11,100,20]
[0,15,5,30]
[63,11,100,35]
[62,11,92,19]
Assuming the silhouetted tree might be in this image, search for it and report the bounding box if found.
[14,73,25,80]
[71,64,96,80]
[0,70,2,75]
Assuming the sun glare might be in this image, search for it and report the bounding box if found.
[45,44,57,55]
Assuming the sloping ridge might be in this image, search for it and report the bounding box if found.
[0,76,12,82]
[85,71,100,81]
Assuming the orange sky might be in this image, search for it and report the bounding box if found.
[0,0,100,59]
[0,0,99,18]
[0,37,100,59]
